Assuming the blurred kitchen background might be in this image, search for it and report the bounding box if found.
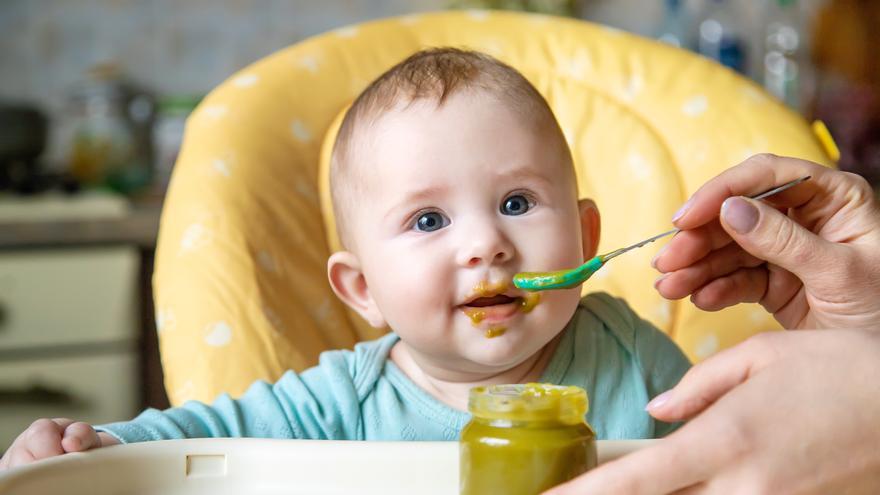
[0,0,878,449]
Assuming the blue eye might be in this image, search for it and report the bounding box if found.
[414,211,449,232]
[501,194,532,216]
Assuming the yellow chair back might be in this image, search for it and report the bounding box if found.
[154,11,833,405]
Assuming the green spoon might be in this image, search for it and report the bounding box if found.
[513,175,812,292]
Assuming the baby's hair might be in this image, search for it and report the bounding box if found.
[330,47,569,249]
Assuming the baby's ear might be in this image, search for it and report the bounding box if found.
[578,198,601,260]
[327,251,387,328]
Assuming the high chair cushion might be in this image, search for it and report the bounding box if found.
[155,11,833,405]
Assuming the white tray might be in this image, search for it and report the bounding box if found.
[0,438,652,494]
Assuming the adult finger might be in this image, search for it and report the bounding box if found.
[646,335,782,422]
[653,220,733,273]
[669,484,709,495]
[689,266,768,311]
[756,263,802,315]
[656,243,764,300]
[61,422,101,452]
[672,155,827,230]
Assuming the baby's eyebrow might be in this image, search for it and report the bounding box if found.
[383,184,449,221]
[495,167,554,188]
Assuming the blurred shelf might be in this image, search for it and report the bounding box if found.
[0,192,161,250]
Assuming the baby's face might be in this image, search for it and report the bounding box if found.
[342,90,592,374]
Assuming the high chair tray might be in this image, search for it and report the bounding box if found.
[0,438,653,494]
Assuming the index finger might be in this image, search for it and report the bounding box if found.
[647,332,785,423]
[673,155,829,230]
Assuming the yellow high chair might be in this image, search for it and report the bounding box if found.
[155,11,834,405]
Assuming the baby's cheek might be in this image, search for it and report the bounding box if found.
[516,220,584,269]
[374,258,449,331]
[546,236,586,269]
[537,288,582,328]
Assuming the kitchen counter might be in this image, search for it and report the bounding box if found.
[0,207,161,249]
[0,193,161,250]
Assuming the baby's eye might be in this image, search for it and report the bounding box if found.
[414,211,449,232]
[500,194,533,216]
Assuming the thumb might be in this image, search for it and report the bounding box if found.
[60,422,101,453]
[719,196,832,283]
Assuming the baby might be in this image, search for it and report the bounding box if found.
[0,48,690,470]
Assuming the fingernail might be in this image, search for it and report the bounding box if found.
[646,390,672,411]
[653,274,667,289]
[650,244,668,269]
[672,197,693,223]
[721,197,759,234]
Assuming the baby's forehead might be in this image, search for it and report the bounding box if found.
[349,96,568,175]
[335,88,572,207]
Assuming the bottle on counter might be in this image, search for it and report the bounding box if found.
[763,0,807,111]
[65,63,153,194]
[697,0,749,74]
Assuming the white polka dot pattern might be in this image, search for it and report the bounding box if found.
[204,321,233,347]
[290,120,312,142]
[155,308,176,333]
[682,95,708,117]
[211,158,232,177]
[179,223,212,253]
[232,73,259,88]
[200,104,228,120]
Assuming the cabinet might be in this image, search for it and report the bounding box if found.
[0,247,141,449]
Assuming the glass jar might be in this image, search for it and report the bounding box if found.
[64,63,152,193]
[460,383,597,495]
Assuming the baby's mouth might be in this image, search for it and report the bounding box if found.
[464,294,520,308]
[460,294,524,326]
[459,282,541,337]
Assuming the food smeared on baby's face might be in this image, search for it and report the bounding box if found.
[520,292,541,313]
[485,326,507,338]
[461,281,543,338]
[464,308,487,325]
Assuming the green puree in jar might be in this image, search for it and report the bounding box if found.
[460,383,598,495]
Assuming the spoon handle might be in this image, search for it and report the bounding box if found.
[599,175,812,262]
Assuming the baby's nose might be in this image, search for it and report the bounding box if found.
[457,228,514,267]
[465,250,509,267]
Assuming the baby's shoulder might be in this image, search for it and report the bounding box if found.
[302,332,399,397]
[572,292,688,370]
[574,292,644,349]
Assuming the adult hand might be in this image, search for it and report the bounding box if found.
[0,418,118,471]
[544,329,880,494]
[653,154,880,330]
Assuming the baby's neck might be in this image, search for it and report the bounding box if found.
[389,334,563,412]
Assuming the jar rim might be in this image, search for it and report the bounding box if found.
[468,383,588,424]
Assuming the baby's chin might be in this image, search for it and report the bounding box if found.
[457,327,558,368]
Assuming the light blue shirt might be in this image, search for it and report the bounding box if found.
[98,293,691,443]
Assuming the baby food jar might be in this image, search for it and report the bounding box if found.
[459,383,597,495]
